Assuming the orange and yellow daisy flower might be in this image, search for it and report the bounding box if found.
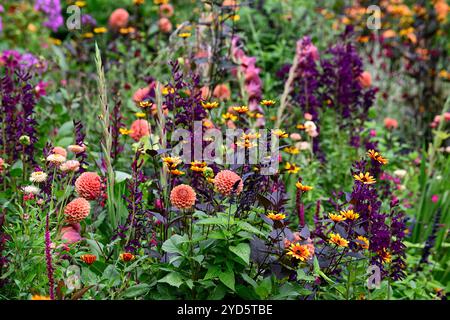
[283,146,300,155]
[367,149,388,165]
[232,105,249,114]
[266,212,286,221]
[120,252,135,262]
[190,161,207,172]
[285,162,300,174]
[201,101,219,110]
[355,236,369,249]
[329,232,349,247]
[353,172,376,184]
[286,243,311,261]
[260,99,276,107]
[340,209,360,220]
[162,156,182,169]
[379,248,392,263]
[329,213,346,222]
[295,181,313,192]
[272,129,288,138]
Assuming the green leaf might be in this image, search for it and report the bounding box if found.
[10,160,23,177]
[122,283,151,298]
[229,243,250,265]
[204,266,221,280]
[158,272,184,288]
[237,221,265,236]
[161,234,188,254]
[102,265,121,287]
[255,277,272,299]
[241,273,257,288]
[219,269,235,291]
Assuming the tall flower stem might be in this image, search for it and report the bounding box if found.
[95,43,116,234]
[44,210,54,300]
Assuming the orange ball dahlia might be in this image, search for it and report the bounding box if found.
[75,172,102,200]
[64,198,91,223]
[214,170,243,196]
[130,119,150,141]
[170,184,196,210]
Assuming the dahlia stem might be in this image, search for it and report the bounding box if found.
[45,210,54,300]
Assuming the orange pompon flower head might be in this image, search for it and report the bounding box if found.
[367,149,388,165]
[80,254,97,265]
[358,71,372,88]
[64,198,91,224]
[170,184,197,210]
[286,243,311,261]
[52,146,67,158]
[0,158,4,173]
[384,117,398,130]
[214,170,243,196]
[353,172,376,185]
[109,8,129,29]
[75,172,102,200]
[120,252,135,262]
[129,119,150,141]
[329,232,349,247]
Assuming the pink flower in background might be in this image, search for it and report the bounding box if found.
[213,84,231,100]
[109,8,129,29]
[158,17,172,33]
[61,224,82,244]
[384,117,398,130]
[370,129,377,137]
[35,81,49,98]
[431,195,439,203]
[130,119,150,141]
[358,71,372,88]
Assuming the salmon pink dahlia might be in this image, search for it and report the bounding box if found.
[68,144,86,154]
[358,71,372,88]
[109,8,129,29]
[64,198,90,223]
[75,172,102,200]
[52,146,67,158]
[214,170,243,196]
[170,184,196,210]
[130,119,150,141]
[132,86,150,104]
